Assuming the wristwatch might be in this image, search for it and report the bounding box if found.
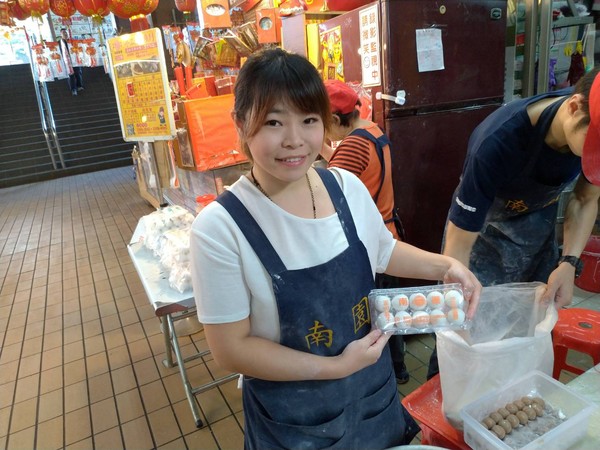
[558,255,584,278]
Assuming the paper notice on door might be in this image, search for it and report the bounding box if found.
[416,28,445,72]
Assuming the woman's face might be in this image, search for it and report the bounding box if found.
[245,101,324,184]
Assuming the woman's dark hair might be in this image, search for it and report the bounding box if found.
[574,67,600,128]
[233,48,332,161]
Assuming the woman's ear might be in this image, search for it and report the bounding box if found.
[232,112,244,134]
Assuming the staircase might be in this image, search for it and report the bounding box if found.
[0,64,133,189]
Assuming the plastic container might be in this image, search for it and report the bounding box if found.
[575,235,600,292]
[460,370,597,450]
[368,283,470,335]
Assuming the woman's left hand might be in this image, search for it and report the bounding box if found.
[442,258,482,320]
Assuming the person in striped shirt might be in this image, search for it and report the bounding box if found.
[323,79,409,384]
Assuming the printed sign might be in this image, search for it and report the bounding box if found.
[359,4,381,87]
[416,28,445,72]
[107,28,175,141]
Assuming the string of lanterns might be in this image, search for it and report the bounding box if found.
[2,0,175,29]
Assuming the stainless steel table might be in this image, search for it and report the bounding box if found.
[128,241,238,427]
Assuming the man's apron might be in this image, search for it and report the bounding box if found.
[470,98,579,286]
[217,168,418,449]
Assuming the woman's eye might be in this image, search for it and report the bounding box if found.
[265,120,280,126]
[305,117,319,124]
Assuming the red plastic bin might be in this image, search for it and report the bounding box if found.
[575,235,600,293]
[401,374,469,449]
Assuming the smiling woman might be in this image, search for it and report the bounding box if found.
[189,47,481,450]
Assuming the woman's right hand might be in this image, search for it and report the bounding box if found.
[336,329,391,377]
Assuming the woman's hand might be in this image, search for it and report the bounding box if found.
[335,329,391,378]
[442,258,482,320]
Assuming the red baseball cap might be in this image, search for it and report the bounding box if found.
[324,80,359,114]
[582,72,600,185]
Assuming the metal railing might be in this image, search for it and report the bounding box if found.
[27,44,66,170]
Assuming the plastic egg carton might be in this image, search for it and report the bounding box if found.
[368,283,470,335]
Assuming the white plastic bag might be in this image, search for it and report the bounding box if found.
[436,282,558,428]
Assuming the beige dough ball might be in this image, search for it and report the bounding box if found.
[516,410,529,425]
[498,419,512,434]
[532,397,545,408]
[523,405,537,420]
[482,416,496,429]
[521,396,533,406]
[514,400,525,410]
[489,411,503,423]
[491,424,506,440]
[506,414,520,428]
[497,407,510,419]
[505,403,519,415]
[532,403,544,417]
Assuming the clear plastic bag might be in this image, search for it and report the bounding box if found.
[437,282,558,428]
[169,263,192,293]
[159,228,191,270]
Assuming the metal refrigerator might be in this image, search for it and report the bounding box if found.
[319,0,508,279]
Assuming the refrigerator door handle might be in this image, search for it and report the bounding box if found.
[376,90,406,105]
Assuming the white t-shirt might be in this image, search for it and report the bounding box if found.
[190,168,395,342]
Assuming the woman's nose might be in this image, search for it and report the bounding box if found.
[283,125,303,148]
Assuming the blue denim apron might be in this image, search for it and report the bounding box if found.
[217,168,417,449]
[470,98,579,285]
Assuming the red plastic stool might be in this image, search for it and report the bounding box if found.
[552,308,600,379]
[401,374,469,449]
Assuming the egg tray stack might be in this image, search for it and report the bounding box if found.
[368,283,471,335]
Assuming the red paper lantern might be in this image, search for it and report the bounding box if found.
[9,1,31,20]
[74,0,109,25]
[107,0,158,32]
[50,0,76,18]
[18,0,50,21]
[326,0,371,11]
[174,0,195,14]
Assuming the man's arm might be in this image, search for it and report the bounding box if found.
[544,176,600,307]
[562,176,600,258]
[442,221,479,268]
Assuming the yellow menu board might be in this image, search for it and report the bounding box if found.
[107,28,175,142]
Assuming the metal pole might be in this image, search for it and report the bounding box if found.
[522,0,538,97]
[537,0,553,94]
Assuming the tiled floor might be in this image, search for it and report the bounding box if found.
[0,167,598,449]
